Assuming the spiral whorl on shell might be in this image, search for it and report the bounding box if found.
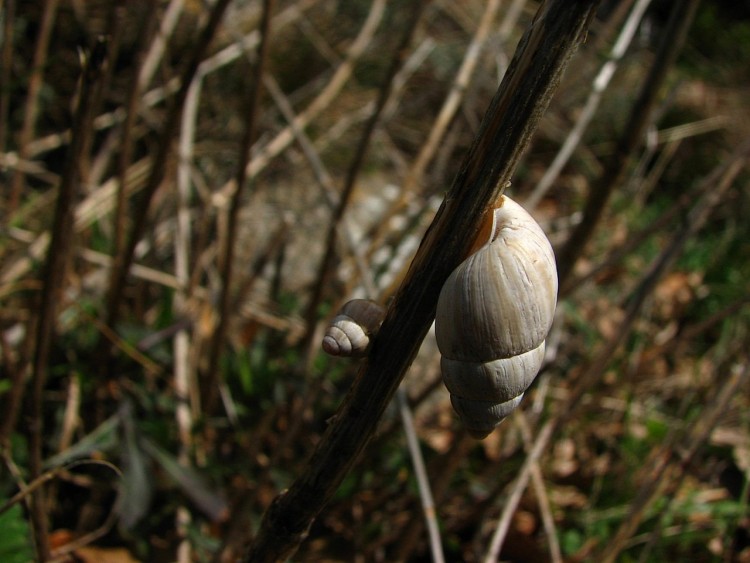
[435,195,558,438]
[322,299,386,357]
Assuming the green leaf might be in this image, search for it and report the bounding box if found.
[0,502,34,563]
[237,352,253,395]
[140,438,227,522]
[43,412,121,470]
[116,402,153,530]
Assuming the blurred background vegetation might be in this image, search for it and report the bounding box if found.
[0,0,748,561]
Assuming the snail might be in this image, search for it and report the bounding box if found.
[322,298,386,357]
[321,196,556,439]
[435,195,557,438]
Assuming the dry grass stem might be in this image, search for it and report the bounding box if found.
[397,387,445,563]
[234,0,385,189]
[261,73,375,295]
[138,0,185,91]
[526,0,654,210]
[515,412,562,563]
[556,0,702,285]
[404,0,501,194]
[0,0,15,154]
[26,39,107,560]
[172,20,202,553]
[484,419,555,562]
[7,0,59,214]
[102,0,233,351]
[204,0,275,416]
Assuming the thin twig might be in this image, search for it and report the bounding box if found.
[0,458,121,517]
[138,0,185,91]
[262,73,375,290]
[499,0,529,41]
[0,0,15,156]
[172,17,205,557]
[263,34,430,295]
[77,304,163,376]
[484,420,555,562]
[238,0,386,185]
[204,0,275,416]
[392,431,474,561]
[562,176,694,296]
[101,0,233,360]
[396,388,445,563]
[404,0,501,194]
[82,3,127,190]
[112,7,158,264]
[43,461,122,562]
[670,293,750,348]
[0,151,57,184]
[514,412,562,563]
[26,39,108,561]
[7,0,59,214]
[525,0,654,210]
[57,375,81,455]
[556,0,701,286]
[10,0,317,164]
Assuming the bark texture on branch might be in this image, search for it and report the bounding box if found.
[245,2,601,561]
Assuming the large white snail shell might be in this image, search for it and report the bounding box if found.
[322,299,386,357]
[435,195,557,438]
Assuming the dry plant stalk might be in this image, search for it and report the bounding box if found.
[556,0,702,286]
[0,0,15,153]
[112,8,159,263]
[514,412,562,563]
[392,432,473,560]
[525,0,654,209]
[101,0,233,354]
[396,387,445,562]
[403,0,502,194]
[245,2,601,560]
[204,0,275,416]
[7,0,59,214]
[238,0,386,183]
[26,38,108,562]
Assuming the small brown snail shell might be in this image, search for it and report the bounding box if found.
[322,298,386,357]
[435,195,558,438]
